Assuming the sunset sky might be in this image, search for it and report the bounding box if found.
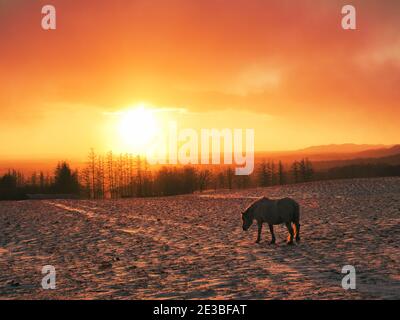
[0,0,399,160]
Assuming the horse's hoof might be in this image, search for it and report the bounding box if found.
[255,240,260,244]
[287,241,294,245]
[296,238,301,243]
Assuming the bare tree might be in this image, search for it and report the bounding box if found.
[278,161,286,185]
[226,167,234,190]
[88,148,97,199]
[258,159,269,187]
[291,161,300,183]
[106,151,115,198]
[97,155,105,199]
[198,169,211,192]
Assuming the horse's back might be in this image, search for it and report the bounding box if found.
[251,197,299,224]
[277,197,298,208]
[253,197,283,224]
[277,197,300,222]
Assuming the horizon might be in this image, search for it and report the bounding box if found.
[0,142,396,161]
[1,142,399,176]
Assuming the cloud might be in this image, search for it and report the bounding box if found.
[0,0,399,121]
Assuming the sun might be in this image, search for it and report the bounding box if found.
[117,105,160,154]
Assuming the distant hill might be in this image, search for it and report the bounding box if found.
[297,143,389,154]
[352,145,400,158]
[312,150,400,171]
[256,144,400,163]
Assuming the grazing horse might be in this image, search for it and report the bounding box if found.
[242,197,301,245]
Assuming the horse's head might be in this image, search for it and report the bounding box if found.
[241,209,253,231]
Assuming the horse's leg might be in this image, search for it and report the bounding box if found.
[268,224,276,244]
[256,222,262,243]
[294,223,301,242]
[285,222,294,245]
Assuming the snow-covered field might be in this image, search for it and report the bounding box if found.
[0,177,399,299]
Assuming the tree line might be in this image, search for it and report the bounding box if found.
[2,148,400,201]
[0,150,315,200]
[0,162,79,200]
[78,150,316,199]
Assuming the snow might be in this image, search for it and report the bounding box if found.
[0,177,399,299]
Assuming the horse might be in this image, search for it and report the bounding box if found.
[242,197,301,245]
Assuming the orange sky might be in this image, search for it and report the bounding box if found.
[0,0,399,160]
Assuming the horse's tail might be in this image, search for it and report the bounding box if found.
[292,200,300,224]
